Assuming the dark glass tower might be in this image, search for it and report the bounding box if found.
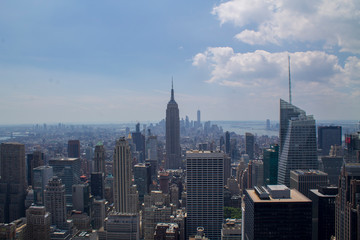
[165,82,181,169]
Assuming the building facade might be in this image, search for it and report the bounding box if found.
[289,169,328,198]
[186,151,224,240]
[0,143,27,223]
[165,83,181,169]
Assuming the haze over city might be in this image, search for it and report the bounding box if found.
[0,0,359,124]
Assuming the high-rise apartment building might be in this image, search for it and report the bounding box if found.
[68,140,80,158]
[278,100,318,186]
[44,176,67,228]
[186,151,224,240]
[94,143,106,174]
[166,83,181,169]
[263,144,279,185]
[113,137,134,213]
[245,132,255,160]
[335,163,360,239]
[290,169,328,198]
[33,165,53,205]
[25,205,51,240]
[318,126,342,156]
[243,185,312,240]
[0,143,26,223]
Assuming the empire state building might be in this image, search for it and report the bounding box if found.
[165,82,181,169]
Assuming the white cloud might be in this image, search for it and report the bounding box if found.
[212,0,360,53]
[193,47,360,100]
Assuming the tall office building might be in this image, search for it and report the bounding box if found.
[27,151,44,186]
[278,100,318,186]
[320,155,344,185]
[25,205,51,240]
[263,144,279,185]
[0,143,26,223]
[94,143,106,174]
[243,185,312,240]
[279,99,305,153]
[335,163,360,239]
[91,172,105,199]
[245,132,255,160]
[309,186,338,240]
[225,131,230,155]
[197,109,201,127]
[344,132,360,163]
[186,151,224,239]
[33,165,53,205]
[289,169,328,198]
[166,83,181,169]
[72,183,91,215]
[92,198,106,230]
[113,137,134,213]
[68,140,80,158]
[318,126,342,156]
[132,123,146,163]
[146,135,158,162]
[44,176,67,228]
[134,163,151,202]
[248,160,264,187]
[49,157,81,207]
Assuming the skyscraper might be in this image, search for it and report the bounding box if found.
[186,151,224,239]
[197,109,201,127]
[25,205,51,240]
[44,176,67,228]
[166,82,181,169]
[279,99,305,154]
[225,131,230,155]
[27,150,44,186]
[263,144,279,185]
[289,169,328,198]
[318,126,342,156]
[132,123,146,163]
[245,132,255,160]
[335,163,360,239]
[243,185,312,240]
[33,165,53,206]
[278,99,318,186]
[0,143,26,223]
[113,137,133,213]
[94,143,106,174]
[68,140,80,158]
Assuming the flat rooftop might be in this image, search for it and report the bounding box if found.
[247,189,311,203]
[186,150,224,158]
[291,169,327,176]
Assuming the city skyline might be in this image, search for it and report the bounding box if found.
[0,0,359,124]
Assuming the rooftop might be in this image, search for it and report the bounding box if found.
[291,169,327,176]
[247,188,311,203]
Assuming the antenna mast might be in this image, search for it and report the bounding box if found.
[288,55,292,104]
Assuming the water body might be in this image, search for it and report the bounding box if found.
[213,121,278,137]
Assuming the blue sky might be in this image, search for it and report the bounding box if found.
[0,0,359,124]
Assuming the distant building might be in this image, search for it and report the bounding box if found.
[243,185,312,240]
[94,143,106,174]
[113,137,137,213]
[166,82,181,169]
[49,157,81,207]
[245,133,255,160]
[263,144,279,185]
[68,140,80,158]
[225,131,231,155]
[44,176,67,228]
[25,205,51,240]
[320,156,343,186]
[72,183,91,215]
[344,132,360,163]
[335,163,360,239]
[27,151,44,186]
[309,186,338,240]
[248,160,264,188]
[290,169,328,198]
[159,172,170,194]
[33,165,53,206]
[90,172,105,200]
[318,126,342,156]
[186,151,224,240]
[0,143,26,223]
[132,123,146,163]
[146,135,158,162]
[278,99,318,186]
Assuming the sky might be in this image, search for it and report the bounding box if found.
[0,0,359,124]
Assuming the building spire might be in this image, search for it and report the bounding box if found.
[171,77,174,101]
[288,55,292,104]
